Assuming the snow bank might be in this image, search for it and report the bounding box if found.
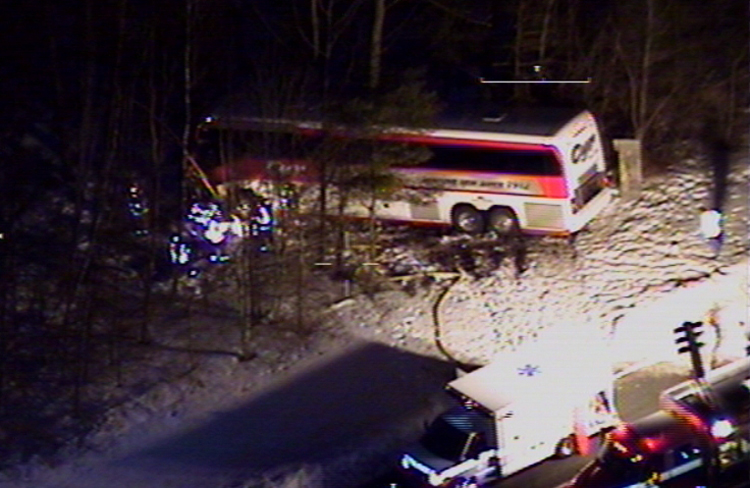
[335,156,748,368]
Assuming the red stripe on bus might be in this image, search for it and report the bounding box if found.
[403,183,565,198]
[292,128,557,154]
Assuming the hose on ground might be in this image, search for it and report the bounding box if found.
[431,269,480,373]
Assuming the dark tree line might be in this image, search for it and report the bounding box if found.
[0,0,745,469]
[0,0,242,467]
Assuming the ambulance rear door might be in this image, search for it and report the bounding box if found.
[497,402,572,476]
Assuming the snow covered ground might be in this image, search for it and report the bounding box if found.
[330,156,748,368]
[1,154,747,488]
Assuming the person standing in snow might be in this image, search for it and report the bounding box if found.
[699,208,723,258]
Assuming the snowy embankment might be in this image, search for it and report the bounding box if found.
[1,156,747,488]
[336,156,748,369]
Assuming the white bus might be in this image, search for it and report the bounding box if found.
[197,107,614,236]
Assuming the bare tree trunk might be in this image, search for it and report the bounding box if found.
[140,20,164,345]
[182,0,193,216]
[367,190,378,264]
[538,0,556,64]
[513,0,524,82]
[74,293,95,419]
[310,0,321,60]
[333,174,351,275]
[334,196,347,274]
[636,0,654,141]
[295,237,305,330]
[369,0,385,91]
[318,157,329,261]
[244,252,256,359]
[238,230,256,360]
[512,0,530,101]
[68,0,103,416]
[73,0,130,412]
[62,0,98,330]
[0,238,10,414]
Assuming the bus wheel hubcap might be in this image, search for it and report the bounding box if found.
[494,217,513,232]
[460,215,480,231]
[490,212,516,234]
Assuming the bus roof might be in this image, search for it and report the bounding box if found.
[205,100,586,139]
[434,107,585,136]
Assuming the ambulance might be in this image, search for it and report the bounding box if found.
[398,328,619,486]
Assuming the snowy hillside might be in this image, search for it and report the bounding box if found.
[332,156,748,366]
[1,154,747,488]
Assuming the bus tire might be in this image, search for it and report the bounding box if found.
[554,435,577,458]
[487,207,519,235]
[451,205,484,234]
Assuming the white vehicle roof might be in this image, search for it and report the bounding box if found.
[206,101,592,145]
[449,326,613,414]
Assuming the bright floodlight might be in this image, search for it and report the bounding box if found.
[710,418,733,439]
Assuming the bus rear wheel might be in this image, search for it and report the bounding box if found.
[487,207,519,235]
[451,205,484,234]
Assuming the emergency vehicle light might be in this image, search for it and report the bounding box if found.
[641,437,659,452]
[710,418,733,440]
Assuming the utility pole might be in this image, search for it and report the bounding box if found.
[673,320,720,486]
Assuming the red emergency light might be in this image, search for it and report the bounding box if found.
[640,437,660,453]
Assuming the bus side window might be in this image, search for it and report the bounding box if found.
[498,151,561,176]
[424,145,561,176]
